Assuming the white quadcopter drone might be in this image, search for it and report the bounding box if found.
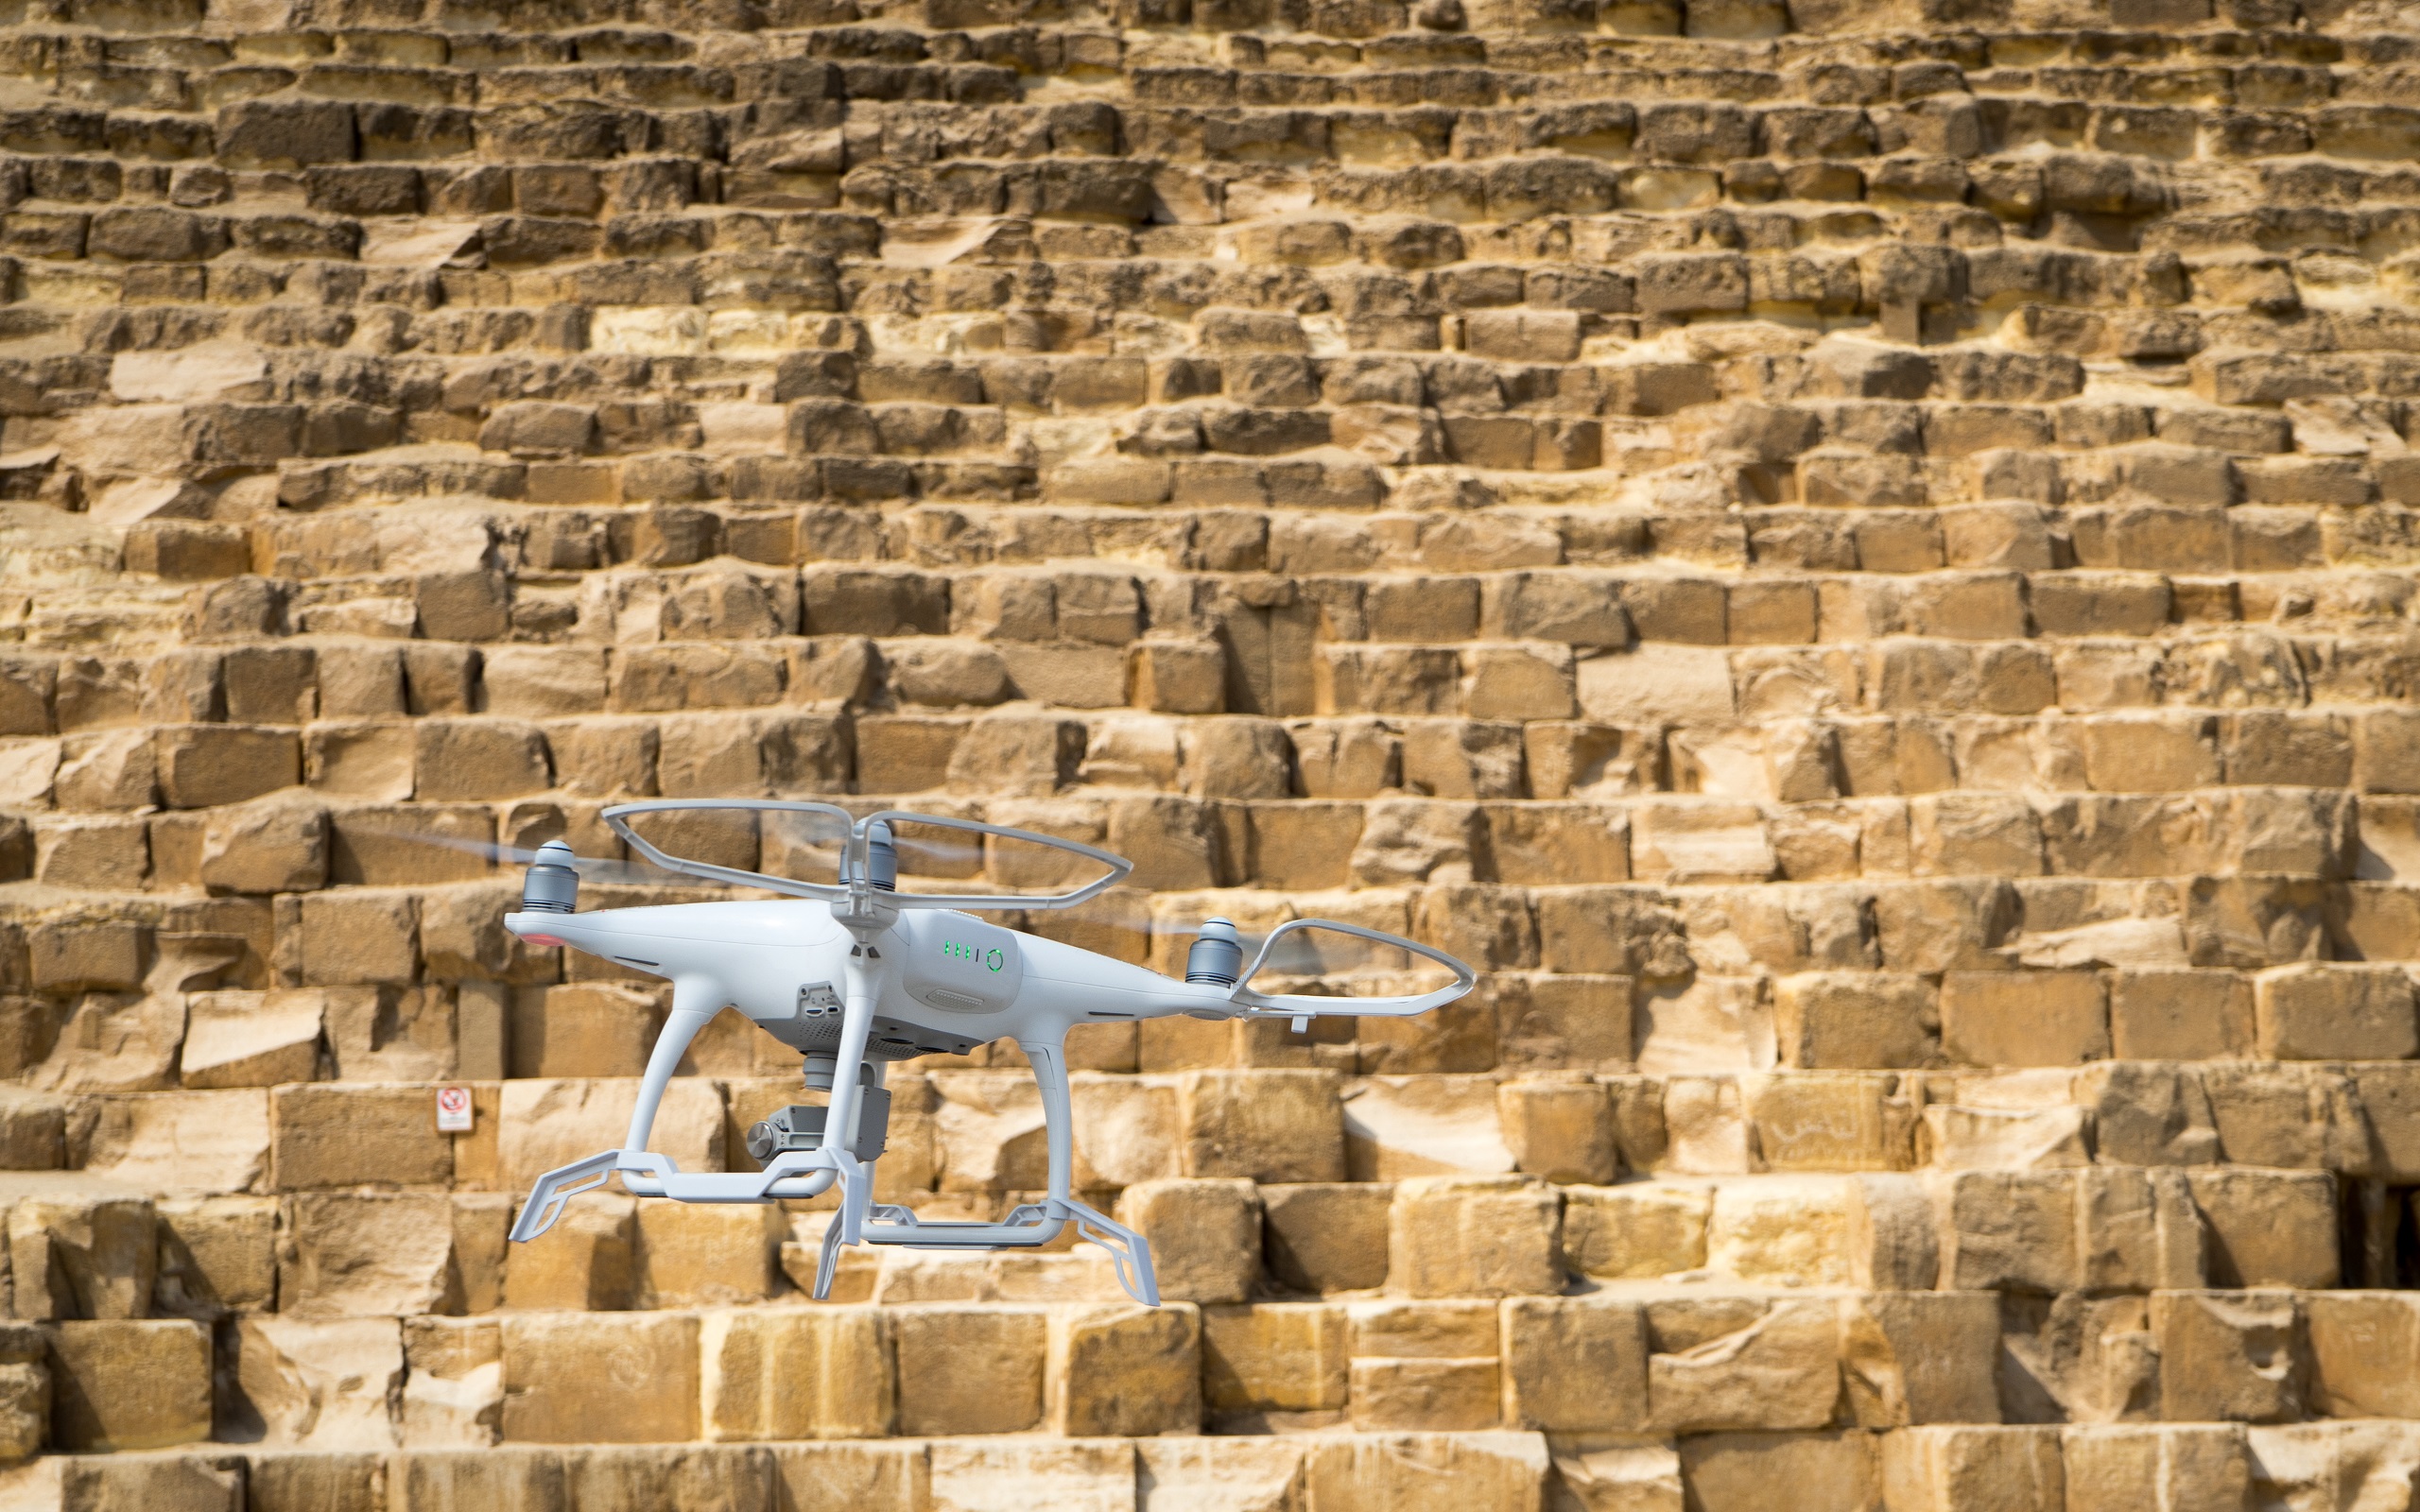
[503,801,1476,1305]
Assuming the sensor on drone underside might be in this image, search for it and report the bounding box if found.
[500,801,1478,1308]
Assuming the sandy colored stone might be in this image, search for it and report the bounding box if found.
[700,1308,891,1442]
[1387,1176,1561,1299]
[46,1318,212,1452]
[9,1197,155,1321]
[1201,1303,1348,1417]
[1115,1177,1259,1306]
[890,1305,1046,1437]
[499,1314,700,1445]
[224,1317,403,1451]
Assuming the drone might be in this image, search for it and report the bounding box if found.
[502,801,1477,1305]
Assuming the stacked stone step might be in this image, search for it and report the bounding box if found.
[0,0,2417,1504]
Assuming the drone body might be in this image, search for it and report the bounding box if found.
[502,801,1477,1306]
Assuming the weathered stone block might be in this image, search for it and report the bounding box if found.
[1387,1176,1562,1299]
[700,1308,891,1441]
[46,1318,212,1452]
[499,1314,700,1444]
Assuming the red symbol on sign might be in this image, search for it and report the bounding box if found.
[436,1085,473,1132]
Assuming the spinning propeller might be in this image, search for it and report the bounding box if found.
[497,801,1477,1306]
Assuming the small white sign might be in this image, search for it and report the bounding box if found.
[435,1085,474,1134]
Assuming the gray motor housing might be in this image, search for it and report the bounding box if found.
[746,1091,890,1167]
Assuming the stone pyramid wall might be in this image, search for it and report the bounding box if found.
[0,0,2417,1504]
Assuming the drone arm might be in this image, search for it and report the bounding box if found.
[625,974,720,1154]
[1016,1030,1075,1199]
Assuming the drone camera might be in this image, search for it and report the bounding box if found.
[746,1094,890,1166]
[521,841,579,914]
[1184,918,1242,987]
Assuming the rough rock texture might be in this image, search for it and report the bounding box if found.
[1,0,2419,1502]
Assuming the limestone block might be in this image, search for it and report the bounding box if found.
[1499,1079,1616,1185]
[1501,1297,1648,1434]
[225,1317,402,1451]
[1659,1077,1752,1175]
[2254,964,2418,1059]
[1773,972,1935,1070]
[279,1193,458,1319]
[1919,1105,2090,1172]
[28,921,147,995]
[1496,974,1635,1072]
[769,1441,928,1512]
[1350,1356,1502,1432]
[2201,1064,2365,1171]
[2342,1065,2420,1182]
[930,1072,1049,1193]
[0,1090,63,1172]
[1180,1070,1345,1183]
[1050,1302,1201,1436]
[155,726,298,809]
[293,895,418,995]
[1645,1297,1841,1434]
[2060,1424,2251,1512]
[270,1082,451,1189]
[1707,1176,1857,1286]
[927,1439,1135,1512]
[1546,1437,1681,1512]
[75,1089,270,1194]
[2239,1423,2420,1512]
[1634,978,1774,1078]
[0,1326,43,1465]
[1069,1074,1181,1189]
[384,1445,566,1511]
[1261,1183,1391,1295]
[560,1445,784,1512]
[1879,1426,2064,1512]
[500,1314,700,1444]
[401,1316,502,1450]
[9,1197,155,1320]
[635,1201,783,1308]
[1750,1074,1915,1172]
[1135,1438,1306,1512]
[2187,1169,2339,1288]
[1934,1171,2079,1293]
[2306,1292,2420,1419]
[2152,1291,2303,1424]
[180,990,321,1090]
[199,799,328,895]
[1115,1178,1259,1306]
[2109,970,2255,1060]
[1676,1433,1877,1512]
[1201,1303,1348,1416]
[1387,1176,1562,1298]
[152,1196,275,1320]
[1302,1432,1551,1512]
[0,1452,245,1512]
[46,1318,211,1452]
[31,990,185,1095]
[1841,1293,2000,1427]
[700,1308,891,1442]
[2078,1168,2204,1292]
[498,1078,722,1195]
[2073,1063,2219,1167]
[1344,1076,1516,1181]
[1344,1298,1503,1433]
[502,1193,635,1313]
[1940,971,2107,1067]
[891,1306,1047,1436]
[1563,1184,1709,1280]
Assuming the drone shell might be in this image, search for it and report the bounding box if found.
[505,897,1237,1058]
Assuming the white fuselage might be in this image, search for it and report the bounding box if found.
[504,898,1236,1057]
